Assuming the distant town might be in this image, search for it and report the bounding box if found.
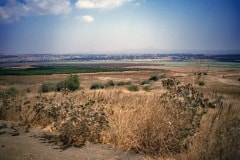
[1,53,240,66]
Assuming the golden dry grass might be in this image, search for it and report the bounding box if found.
[0,67,239,159]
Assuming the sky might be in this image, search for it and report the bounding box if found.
[0,0,240,54]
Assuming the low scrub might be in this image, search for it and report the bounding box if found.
[143,85,151,91]
[198,81,205,86]
[141,80,151,85]
[117,81,132,86]
[149,75,160,81]
[105,80,115,88]
[0,78,239,159]
[141,75,165,85]
[41,83,56,93]
[0,87,19,98]
[127,85,139,92]
[90,83,105,90]
[41,74,80,93]
[90,80,116,90]
[105,81,211,156]
[58,74,80,91]
[162,77,180,89]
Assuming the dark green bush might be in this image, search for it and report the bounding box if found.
[199,81,205,86]
[142,75,166,85]
[149,75,159,81]
[117,81,132,86]
[127,85,139,92]
[105,80,115,88]
[41,75,80,92]
[143,85,151,91]
[64,75,80,91]
[0,87,19,98]
[90,83,105,90]
[41,83,56,93]
[6,87,19,97]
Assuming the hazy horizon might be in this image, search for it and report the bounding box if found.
[1,48,240,55]
[0,0,240,54]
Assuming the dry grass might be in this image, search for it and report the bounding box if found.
[184,103,240,160]
[1,80,235,158]
[0,68,239,159]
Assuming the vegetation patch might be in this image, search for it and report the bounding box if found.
[0,76,239,159]
[127,85,139,92]
[141,75,166,85]
[0,65,148,75]
[90,83,105,90]
[41,83,56,93]
[198,81,205,86]
[0,87,19,98]
[104,80,115,88]
[40,74,80,93]
[116,81,132,86]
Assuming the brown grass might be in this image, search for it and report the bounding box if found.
[184,103,240,160]
[0,68,239,159]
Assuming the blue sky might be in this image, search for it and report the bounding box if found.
[0,0,239,54]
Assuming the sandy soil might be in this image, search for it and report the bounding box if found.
[0,121,146,160]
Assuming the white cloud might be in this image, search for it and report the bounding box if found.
[0,0,71,23]
[75,0,133,9]
[28,0,71,15]
[134,0,145,7]
[75,15,95,23]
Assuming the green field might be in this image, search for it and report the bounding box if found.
[0,65,147,75]
[0,60,239,75]
[140,61,240,68]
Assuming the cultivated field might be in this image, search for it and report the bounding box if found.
[0,63,239,159]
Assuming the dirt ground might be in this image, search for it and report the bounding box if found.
[0,121,147,160]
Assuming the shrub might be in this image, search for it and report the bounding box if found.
[41,75,80,92]
[58,100,109,146]
[41,83,56,93]
[6,87,19,97]
[56,81,65,91]
[117,81,132,86]
[104,83,211,156]
[0,87,19,98]
[127,85,139,92]
[141,80,151,85]
[198,81,205,86]
[143,85,150,91]
[64,75,80,91]
[90,83,105,90]
[142,75,166,85]
[26,87,31,93]
[162,77,180,89]
[105,80,115,88]
[149,75,159,81]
